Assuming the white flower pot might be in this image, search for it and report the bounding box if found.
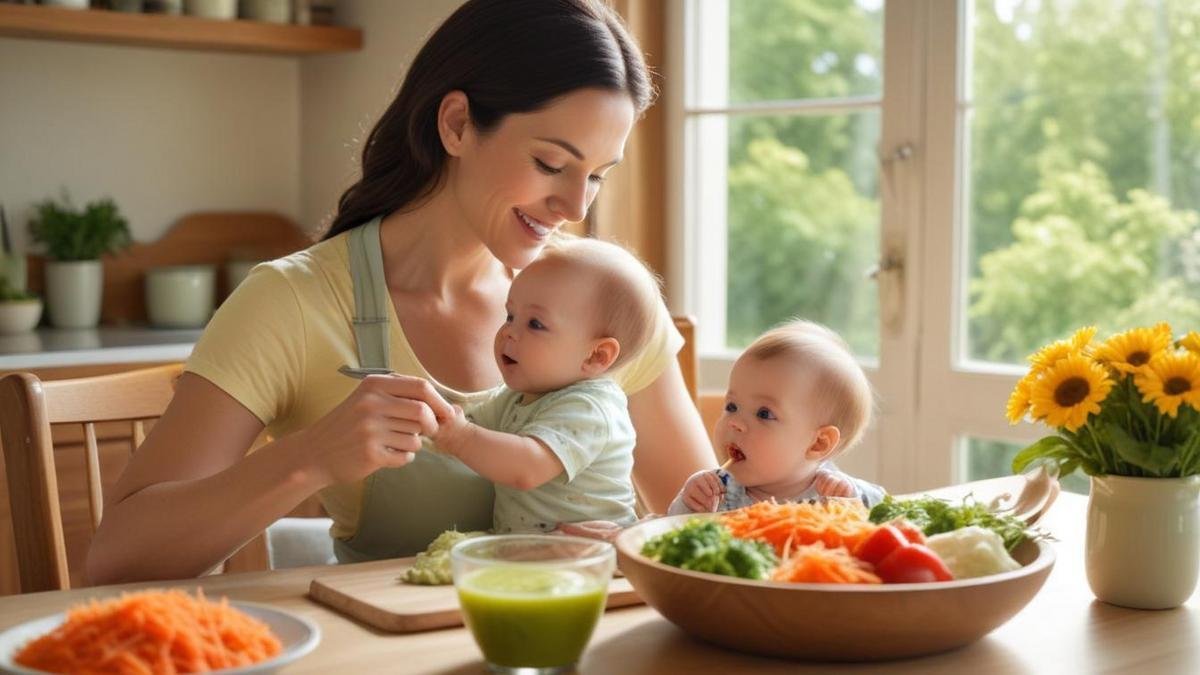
[44,260,103,329]
[1086,474,1200,609]
[0,299,42,335]
[241,0,290,23]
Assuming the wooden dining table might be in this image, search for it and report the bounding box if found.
[1,485,1197,674]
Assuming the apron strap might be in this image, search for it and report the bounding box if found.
[347,217,391,370]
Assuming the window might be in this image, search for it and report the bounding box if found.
[670,0,1200,491]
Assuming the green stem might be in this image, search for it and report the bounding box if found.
[1084,422,1113,475]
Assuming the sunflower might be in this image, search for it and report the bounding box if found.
[1093,323,1173,375]
[1028,326,1098,371]
[1006,373,1035,424]
[1134,350,1200,418]
[1182,331,1200,356]
[1029,353,1114,432]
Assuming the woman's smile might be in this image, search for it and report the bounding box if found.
[514,208,552,239]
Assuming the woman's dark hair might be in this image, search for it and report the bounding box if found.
[323,0,654,240]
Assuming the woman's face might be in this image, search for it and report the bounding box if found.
[450,88,636,269]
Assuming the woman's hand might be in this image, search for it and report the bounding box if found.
[681,469,725,512]
[297,374,455,486]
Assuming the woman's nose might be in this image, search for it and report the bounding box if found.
[548,177,590,223]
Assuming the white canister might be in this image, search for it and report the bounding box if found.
[241,0,291,23]
[145,265,216,328]
[224,259,261,295]
[185,0,237,20]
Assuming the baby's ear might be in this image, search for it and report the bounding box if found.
[805,425,842,460]
[582,337,621,376]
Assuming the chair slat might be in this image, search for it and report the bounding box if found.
[83,423,104,533]
[132,419,145,450]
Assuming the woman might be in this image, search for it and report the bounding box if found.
[87,0,713,583]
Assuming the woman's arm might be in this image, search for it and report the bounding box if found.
[627,360,716,513]
[87,372,450,585]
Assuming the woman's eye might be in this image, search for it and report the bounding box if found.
[588,174,605,185]
[528,318,546,330]
[534,158,562,175]
[504,313,513,323]
[756,407,776,421]
[724,401,737,413]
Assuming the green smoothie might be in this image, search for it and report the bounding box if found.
[456,566,608,668]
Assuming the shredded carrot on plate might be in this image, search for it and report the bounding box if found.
[770,542,882,584]
[13,589,282,675]
[720,499,879,558]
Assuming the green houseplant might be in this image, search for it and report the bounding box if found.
[29,194,131,329]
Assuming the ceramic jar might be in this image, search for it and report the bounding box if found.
[1086,474,1200,609]
[145,265,216,328]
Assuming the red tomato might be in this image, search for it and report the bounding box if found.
[875,544,955,583]
[890,519,927,545]
[853,525,908,566]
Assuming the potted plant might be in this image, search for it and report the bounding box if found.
[1007,323,1200,609]
[29,194,132,329]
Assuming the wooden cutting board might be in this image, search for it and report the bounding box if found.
[308,557,642,633]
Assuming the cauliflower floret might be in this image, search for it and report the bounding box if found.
[925,526,1020,579]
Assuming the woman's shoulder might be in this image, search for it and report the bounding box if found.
[248,231,351,302]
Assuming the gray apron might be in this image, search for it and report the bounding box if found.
[332,217,495,563]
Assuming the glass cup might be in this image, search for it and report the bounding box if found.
[451,534,616,674]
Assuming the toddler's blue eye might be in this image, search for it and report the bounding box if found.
[529,318,546,330]
[724,401,737,413]
[756,407,775,420]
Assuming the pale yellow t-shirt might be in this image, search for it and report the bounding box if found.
[185,231,683,541]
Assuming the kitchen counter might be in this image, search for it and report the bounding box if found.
[0,326,200,370]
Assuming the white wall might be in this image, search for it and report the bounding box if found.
[299,0,463,233]
[0,38,300,253]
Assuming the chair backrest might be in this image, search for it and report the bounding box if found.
[672,315,698,404]
[0,364,183,593]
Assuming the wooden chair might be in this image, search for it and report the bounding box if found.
[672,315,698,404]
[0,364,184,593]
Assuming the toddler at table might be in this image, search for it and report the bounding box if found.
[668,320,886,515]
[431,237,660,533]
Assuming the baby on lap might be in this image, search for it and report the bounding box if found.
[431,237,660,533]
[669,320,886,515]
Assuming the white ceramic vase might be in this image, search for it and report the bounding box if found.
[1086,474,1200,609]
[44,260,103,329]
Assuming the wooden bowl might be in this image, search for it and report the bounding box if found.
[615,514,1055,661]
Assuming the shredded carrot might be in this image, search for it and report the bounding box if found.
[719,499,879,558]
[770,542,882,584]
[13,589,282,675]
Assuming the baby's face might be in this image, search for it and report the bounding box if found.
[717,354,826,492]
[494,259,602,395]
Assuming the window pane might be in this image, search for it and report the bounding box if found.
[962,437,1088,495]
[713,0,883,107]
[725,112,880,357]
[964,0,1200,364]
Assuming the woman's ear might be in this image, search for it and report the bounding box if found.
[582,338,620,376]
[437,90,472,157]
[804,425,842,461]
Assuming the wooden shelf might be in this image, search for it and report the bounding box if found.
[0,4,361,55]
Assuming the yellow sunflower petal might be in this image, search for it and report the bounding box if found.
[1006,374,1035,424]
[1135,350,1200,418]
[1181,331,1200,355]
[1028,353,1113,432]
[1094,325,1174,375]
[1027,327,1093,371]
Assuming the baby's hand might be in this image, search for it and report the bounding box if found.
[429,403,469,453]
[682,469,726,513]
[812,469,858,498]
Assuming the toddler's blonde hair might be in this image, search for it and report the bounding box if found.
[536,237,662,369]
[743,319,874,454]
